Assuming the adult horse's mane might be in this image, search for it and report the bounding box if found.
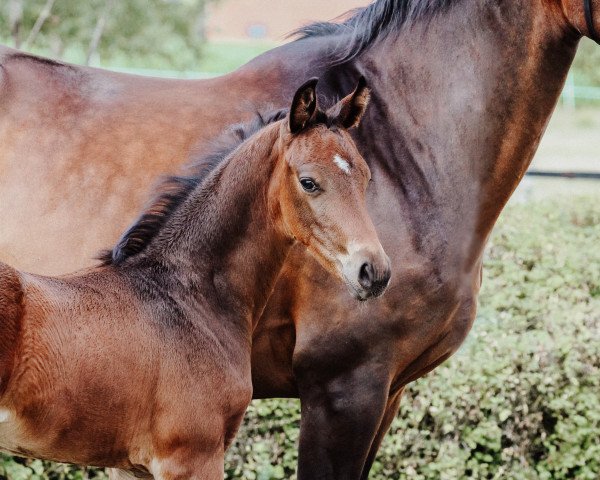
[99,109,287,266]
[293,0,456,63]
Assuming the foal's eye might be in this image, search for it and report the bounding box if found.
[299,178,319,193]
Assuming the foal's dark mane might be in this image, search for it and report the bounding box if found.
[99,110,287,266]
[293,0,456,63]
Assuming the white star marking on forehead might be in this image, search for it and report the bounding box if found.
[333,154,351,174]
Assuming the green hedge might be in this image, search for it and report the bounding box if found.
[2,195,599,479]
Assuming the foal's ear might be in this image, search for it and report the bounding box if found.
[289,78,319,134]
[334,76,371,129]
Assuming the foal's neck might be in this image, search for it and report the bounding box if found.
[144,123,290,327]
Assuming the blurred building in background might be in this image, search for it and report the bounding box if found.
[206,0,368,41]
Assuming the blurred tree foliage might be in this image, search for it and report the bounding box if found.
[0,0,214,68]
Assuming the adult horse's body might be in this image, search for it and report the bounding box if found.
[0,0,596,478]
[0,80,388,479]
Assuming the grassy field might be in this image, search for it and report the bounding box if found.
[0,39,277,74]
[107,40,278,73]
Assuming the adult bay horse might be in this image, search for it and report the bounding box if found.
[0,0,597,478]
[0,79,389,479]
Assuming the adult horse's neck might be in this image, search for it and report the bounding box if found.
[139,123,291,328]
[313,0,579,273]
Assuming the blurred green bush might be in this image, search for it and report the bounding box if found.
[1,195,599,479]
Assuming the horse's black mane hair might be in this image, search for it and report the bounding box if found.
[98,109,287,266]
[293,0,456,63]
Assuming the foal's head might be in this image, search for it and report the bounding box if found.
[272,78,391,300]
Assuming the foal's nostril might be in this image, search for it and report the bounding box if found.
[371,269,391,297]
[358,262,375,289]
[357,262,390,299]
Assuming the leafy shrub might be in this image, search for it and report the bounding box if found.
[2,195,599,479]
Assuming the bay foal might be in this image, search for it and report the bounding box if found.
[0,78,390,479]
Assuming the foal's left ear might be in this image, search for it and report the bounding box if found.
[289,77,319,134]
[334,76,371,129]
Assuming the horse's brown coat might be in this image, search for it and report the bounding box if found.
[0,0,596,478]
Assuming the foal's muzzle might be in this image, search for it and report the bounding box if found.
[341,248,391,301]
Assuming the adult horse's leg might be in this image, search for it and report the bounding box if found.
[295,362,391,480]
[359,388,405,480]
